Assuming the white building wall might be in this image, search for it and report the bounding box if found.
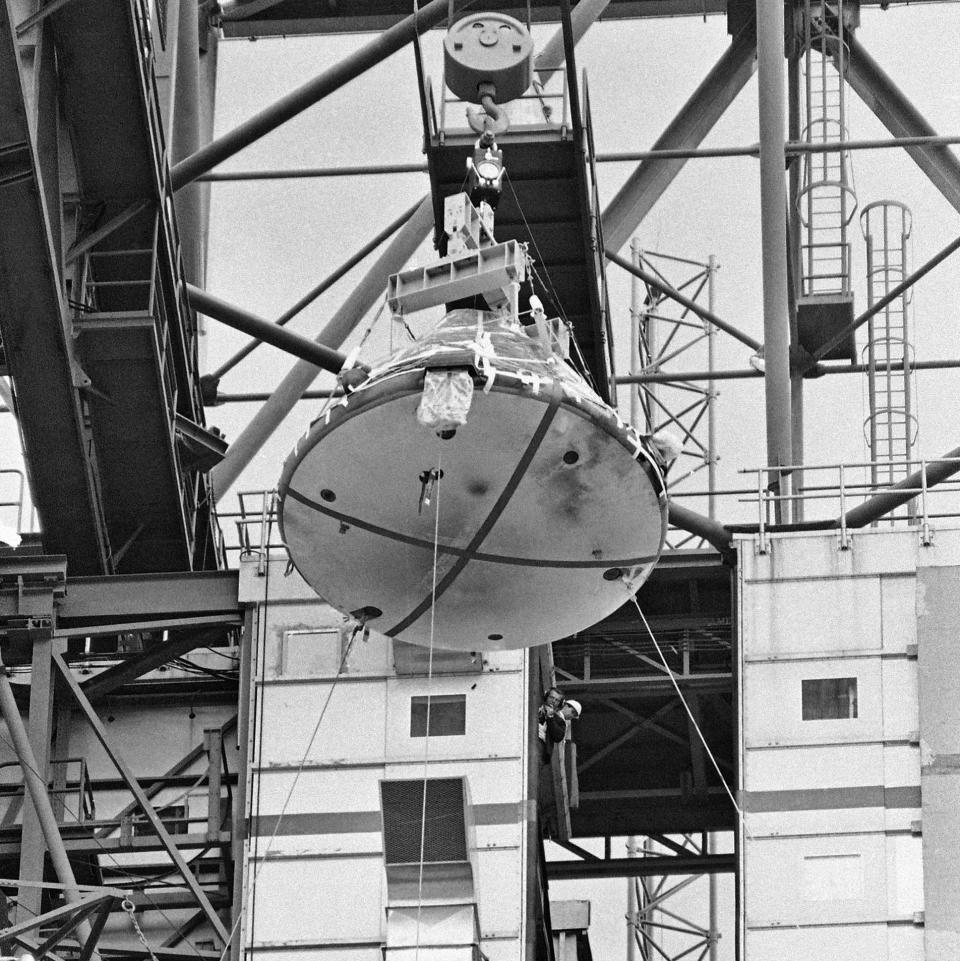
[238,557,532,961]
[736,527,960,961]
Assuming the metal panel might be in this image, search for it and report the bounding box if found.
[747,835,887,927]
[744,658,883,747]
[916,564,960,958]
[246,856,385,944]
[742,576,883,657]
[385,673,525,762]
[244,565,532,961]
[257,680,389,763]
[879,574,917,653]
[739,530,928,960]
[748,925,890,960]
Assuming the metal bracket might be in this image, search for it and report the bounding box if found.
[387,239,527,315]
[0,555,67,621]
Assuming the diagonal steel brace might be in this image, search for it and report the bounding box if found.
[52,655,229,943]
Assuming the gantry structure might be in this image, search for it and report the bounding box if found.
[1,0,960,958]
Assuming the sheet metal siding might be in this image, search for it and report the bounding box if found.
[240,558,529,960]
[917,563,960,959]
[737,528,944,960]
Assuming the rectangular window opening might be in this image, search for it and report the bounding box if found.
[802,677,858,720]
[410,694,466,737]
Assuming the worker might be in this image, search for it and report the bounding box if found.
[538,688,582,762]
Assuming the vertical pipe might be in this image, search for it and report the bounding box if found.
[864,223,878,494]
[524,647,543,960]
[171,0,202,288]
[707,255,718,520]
[230,608,254,961]
[630,239,641,431]
[708,833,719,961]
[210,197,433,498]
[756,0,794,520]
[900,215,916,519]
[626,837,637,961]
[0,654,91,943]
[787,39,805,521]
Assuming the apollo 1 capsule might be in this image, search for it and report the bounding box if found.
[278,309,667,652]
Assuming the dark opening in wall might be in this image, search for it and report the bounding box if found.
[410,694,466,737]
[802,677,858,720]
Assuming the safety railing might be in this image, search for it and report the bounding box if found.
[214,490,286,572]
[435,65,569,143]
[0,756,94,825]
[0,469,25,535]
[739,457,960,552]
[50,757,97,823]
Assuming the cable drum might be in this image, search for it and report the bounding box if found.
[278,309,668,651]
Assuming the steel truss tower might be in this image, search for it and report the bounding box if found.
[627,242,720,539]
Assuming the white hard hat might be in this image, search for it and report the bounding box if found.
[565,699,582,718]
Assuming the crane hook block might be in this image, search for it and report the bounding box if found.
[444,12,534,106]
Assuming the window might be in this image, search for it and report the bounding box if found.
[802,677,858,720]
[410,694,466,737]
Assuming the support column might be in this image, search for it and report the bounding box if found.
[18,632,57,921]
[707,255,718,520]
[787,42,804,520]
[755,0,793,519]
[626,837,638,961]
[230,607,254,961]
[0,654,90,942]
[171,0,202,287]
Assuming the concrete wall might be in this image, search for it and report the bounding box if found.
[737,527,960,960]
[238,556,532,960]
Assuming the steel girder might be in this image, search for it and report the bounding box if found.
[547,852,735,879]
[0,5,111,573]
[53,652,230,943]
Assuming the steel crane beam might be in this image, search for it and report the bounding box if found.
[188,285,356,374]
[841,33,960,216]
[0,5,110,572]
[547,853,735,879]
[601,19,757,252]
